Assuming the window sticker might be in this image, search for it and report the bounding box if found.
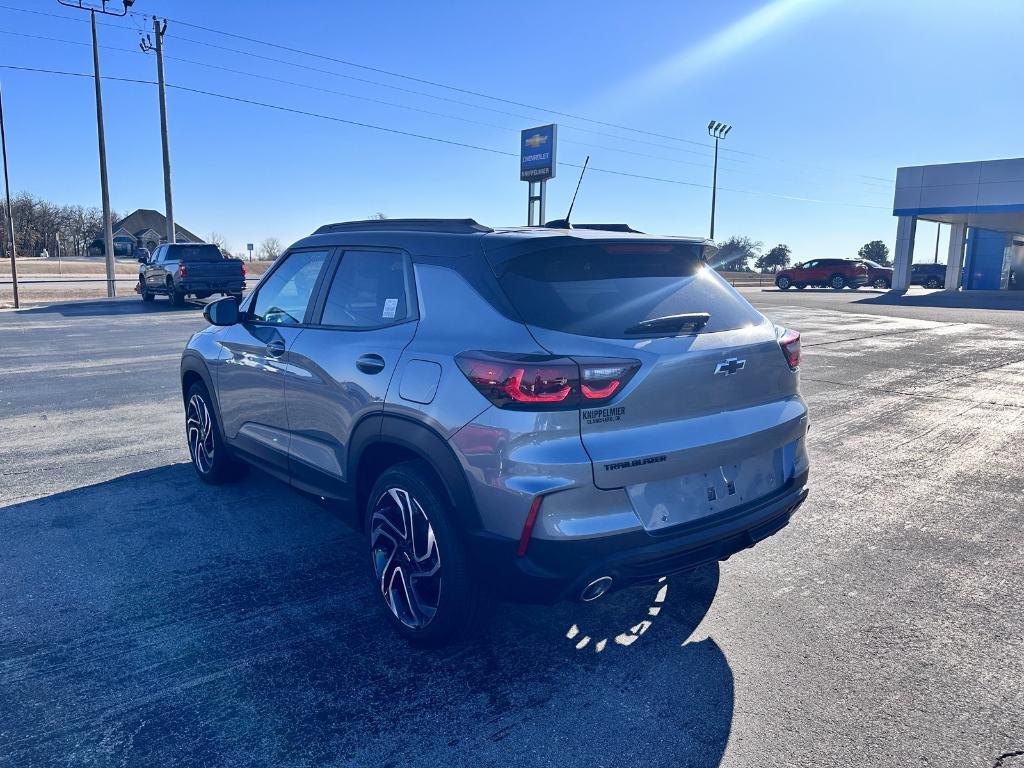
[382,298,399,319]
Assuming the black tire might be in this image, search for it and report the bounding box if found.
[775,275,791,290]
[167,280,184,306]
[872,278,890,289]
[141,284,154,302]
[829,274,846,290]
[925,276,942,289]
[365,460,484,647]
[184,382,248,484]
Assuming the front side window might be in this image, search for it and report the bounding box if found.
[251,249,329,325]
[320,250,411,328]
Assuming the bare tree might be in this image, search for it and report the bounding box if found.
[206,231,231,256]
[0,191,110,258]
[257,237,282,261]
[368,212,388,220]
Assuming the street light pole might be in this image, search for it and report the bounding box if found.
[707,120,732,241]
[0,79,19,308]
[58,0,138,297]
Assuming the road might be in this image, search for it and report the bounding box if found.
[0,294,1021,767]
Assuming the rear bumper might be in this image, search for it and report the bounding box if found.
[179,281,245,294]
[469,470,809,604]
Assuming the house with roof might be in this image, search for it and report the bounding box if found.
[88,209,203,258]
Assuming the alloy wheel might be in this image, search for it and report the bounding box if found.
[186,393,215,474]
[370,487,442,629]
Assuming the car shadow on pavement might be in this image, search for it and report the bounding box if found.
[0,464,733,768]
[854,289,1024,311]
[10,297,208,318]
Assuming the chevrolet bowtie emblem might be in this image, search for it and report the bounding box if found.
[524,133,547,149]
[714,358,746,376]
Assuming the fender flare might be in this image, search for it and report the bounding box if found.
[347,413,482,532]
[179,352,225,434]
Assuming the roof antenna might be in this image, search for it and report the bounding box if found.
[545,156,589,229]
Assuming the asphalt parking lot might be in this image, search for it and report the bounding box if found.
[1,292,1022,768]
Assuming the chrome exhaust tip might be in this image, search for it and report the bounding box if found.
[580,576,613,602]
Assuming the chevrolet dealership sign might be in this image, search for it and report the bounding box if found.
[520,124,557,182]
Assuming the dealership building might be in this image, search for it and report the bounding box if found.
[892,157,1024,291]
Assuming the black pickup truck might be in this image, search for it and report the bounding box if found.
[138,243,246,306]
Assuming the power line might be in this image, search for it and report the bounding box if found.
[130,6,896,184]
[0,26,739,174]
[137,9,723,152]
[0,29,888,198]
[0,1,896,187]
[0,63,890,211]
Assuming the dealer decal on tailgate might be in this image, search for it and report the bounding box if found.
[582,406,626,425]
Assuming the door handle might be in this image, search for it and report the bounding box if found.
[356,353,386,374]
[265,339,286,358]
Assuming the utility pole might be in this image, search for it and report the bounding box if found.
[91,10,115,296]
[59,0,138,297]
[707,120,732,241]
[151,16,174,244]
[0,79,19,308]
[934,222,941,264]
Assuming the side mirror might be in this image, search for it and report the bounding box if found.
[204,296,240,326]
[137,254,148,263]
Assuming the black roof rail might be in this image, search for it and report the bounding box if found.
[312,218,493,235]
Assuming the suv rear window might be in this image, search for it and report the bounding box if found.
[490,242,762,338]
[168,244,224,262]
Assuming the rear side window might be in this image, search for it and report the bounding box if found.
[319,250,412,329]
[168,244,224,262]
[490,242,761,338]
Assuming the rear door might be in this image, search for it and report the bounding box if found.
[283,248,418,495]
[487,238,808,528]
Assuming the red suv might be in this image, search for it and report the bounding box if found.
[775,258,869,291]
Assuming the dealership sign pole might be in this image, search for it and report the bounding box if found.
[521,124,557,226]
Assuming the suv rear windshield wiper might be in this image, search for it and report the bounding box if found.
[624,312,711,335]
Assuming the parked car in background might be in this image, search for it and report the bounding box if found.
[859,259,893,289]
[180,218,810,646]
[139,243,246,306]
[910,263,947,289]
[774,258,869,291]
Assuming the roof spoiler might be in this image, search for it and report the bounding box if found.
[543,221,644,233]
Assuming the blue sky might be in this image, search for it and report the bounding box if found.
[0,0,1022,261]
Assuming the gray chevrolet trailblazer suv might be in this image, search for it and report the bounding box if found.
[179,219,810,645]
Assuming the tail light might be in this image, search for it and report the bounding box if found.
[777,328,801,370]
[240,261,246,277]
[177,262,188,278]
[455,352,639,411]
